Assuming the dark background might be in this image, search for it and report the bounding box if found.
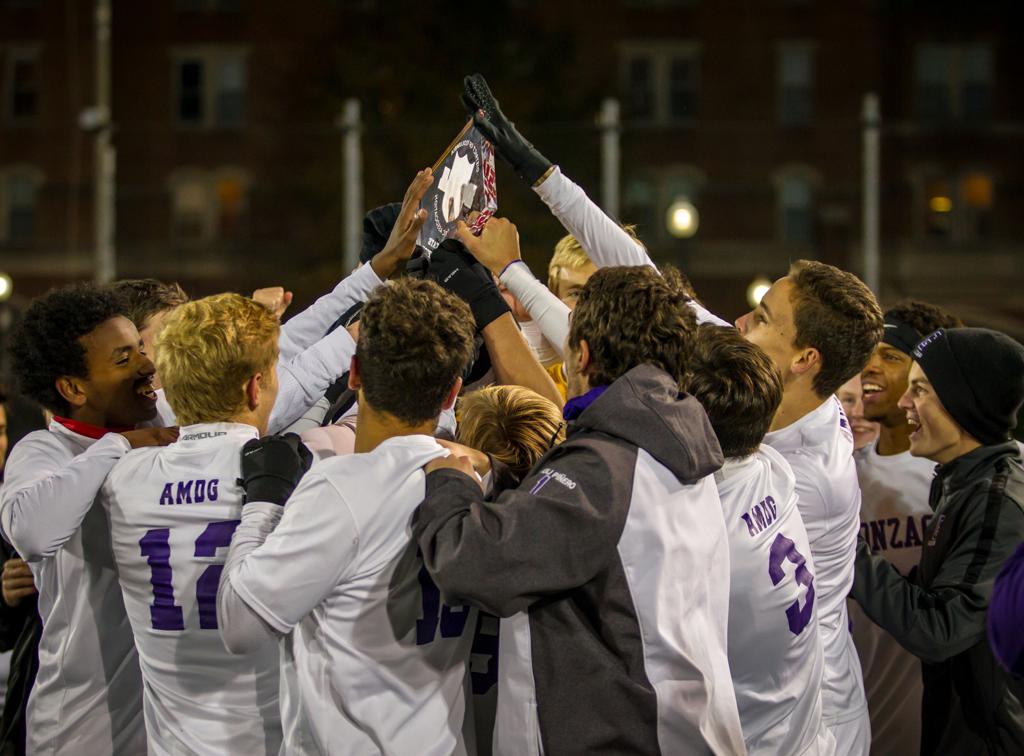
[1,0,1022,396]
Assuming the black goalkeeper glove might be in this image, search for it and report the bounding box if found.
[461,73,553,187]
[240,433,314,506]
[428,239,510,332]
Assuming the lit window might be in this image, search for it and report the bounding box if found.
[170,168,248,243]
[922,170,994,243]
[778,172,813,245]
[174,49,246,128]
[172,177,210,242]
[621,42,700,125]
[5,49,39,123]
[915,44,992,122]
[778,44,813,126]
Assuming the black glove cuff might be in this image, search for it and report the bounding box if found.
[243,474,297,507]
[518,152,553,187]
[469,290,511,332]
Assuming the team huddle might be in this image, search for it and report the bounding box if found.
[1,75,1023,756]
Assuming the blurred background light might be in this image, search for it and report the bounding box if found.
[746,276,771,308]
[666,198,699,238]
[0,273,12,302]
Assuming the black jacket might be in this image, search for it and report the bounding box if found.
[852,442,1024,755]
[0,536,40,756]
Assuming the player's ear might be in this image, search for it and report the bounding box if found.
[576,339,592,376]
[348,355,362,391]
[55,375,88,412]
[441,377,463,411]
[790,346,820,380]
[244,373,261,411]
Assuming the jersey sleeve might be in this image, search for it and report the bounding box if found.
[415,445,631,618]
[0,432,131,562]
[225,474,361,633]
[277,261,383,362]
[533,168,732,329]
[499,261,570,361]
[534,167,656,270]
[267,327,357,433]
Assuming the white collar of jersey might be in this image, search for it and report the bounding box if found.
[763,395,839,452]
[176,422,260,445]
[715,454,758,485]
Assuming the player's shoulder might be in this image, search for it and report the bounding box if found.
[5,428,78,473]
[108,445,166,481]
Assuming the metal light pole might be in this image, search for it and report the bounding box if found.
[340,99,362,273]
[861,92,881,295]
[92,0,116,284]
[598,98,621,220]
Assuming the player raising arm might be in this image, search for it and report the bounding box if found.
[463,73,884,754]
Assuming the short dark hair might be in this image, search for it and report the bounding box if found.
[687,325,783,457]
[8,284,126,415]
[357,278,476,425]
[884,300,963,336]
[108,278,189,330]
[568,266,697,387]
[788,260,884,398]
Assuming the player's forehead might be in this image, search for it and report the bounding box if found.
[760,277,794,323]
[79,316,143,362]
[907,362,929,386]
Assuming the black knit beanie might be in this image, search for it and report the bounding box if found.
[911,328,1024,445]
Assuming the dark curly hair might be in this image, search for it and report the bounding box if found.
[8,284,126,415]
[568,266,697,387]
[357,278,475,425]
[884,300,963,338]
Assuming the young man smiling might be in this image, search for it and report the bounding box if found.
[851,327,1024,754]
[1,284,176,755]
[849,301,962,756]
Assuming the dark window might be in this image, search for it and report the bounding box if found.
[214,55,245,127]
[779,46,812,126]
[626,56,655,120]
[668,57,696,121]
[780,174,813,245]
[8,53,39,122]
[177,59,204,124]
[915,44,992,123]
[4,173,37,242]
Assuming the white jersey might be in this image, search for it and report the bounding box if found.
[226,434,476,755]
[0,421,144,755]
[101,423,280,756]
[764,397,869,750]
[850,442,934,756]
[715,445,835,755]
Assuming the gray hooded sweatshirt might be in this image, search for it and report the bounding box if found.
[416,364,746,755]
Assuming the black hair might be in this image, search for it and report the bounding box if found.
[8,284,126,415]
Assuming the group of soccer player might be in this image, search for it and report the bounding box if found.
[0,74,1022,756]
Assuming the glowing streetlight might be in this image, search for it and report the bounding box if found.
[666,198,699,238]
[746,276,771,308]
[0,273,12,302]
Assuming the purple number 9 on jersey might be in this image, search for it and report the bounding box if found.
[768,532,816,635]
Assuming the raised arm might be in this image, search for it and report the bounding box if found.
[456,220,570,361]
[275,169,433,361]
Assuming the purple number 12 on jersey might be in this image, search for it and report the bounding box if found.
[139,520,240,631]
[768,532,815,635]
